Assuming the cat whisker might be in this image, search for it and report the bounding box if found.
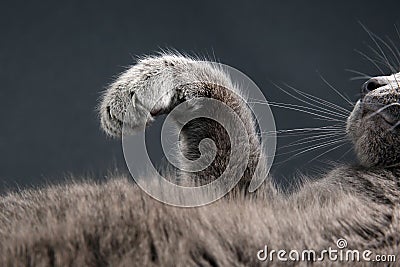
[282,83,351,114]
[267,125,344,134]
[389,121,400,131]
[356,46,393,82]
[337,146,354,162]
[274,137,346,157]
[317,73,354,107]
[360,22,397,73]
[370,34,400,71]
[394,24,400,55]
[267,103,346,123]
[365,102,400,120]
[355,49,387,77]
[366,44,397,73]
[280,132,346,149]
[357,25,400,89]
[254,127,340,146]
[345,69,373,80]
[263,125,344,139]
[362,101,393,106]
[265,130,343,139]
[274,138,347,164]
[250,72,352,167]
[255,100,348,119]
[306,142,348,164]
[386,35,400,69]
[349,76,371,81]
[313,117,346,123]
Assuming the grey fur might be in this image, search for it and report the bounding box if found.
[0,54,399,266]
[347,73,400,167]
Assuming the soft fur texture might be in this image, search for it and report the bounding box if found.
[1,54,400,266]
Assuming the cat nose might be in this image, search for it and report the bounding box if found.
[361,78,387,97]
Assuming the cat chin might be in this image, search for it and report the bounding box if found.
[353,128,400,167]
[346,99,362,142]
[346,99,400,167]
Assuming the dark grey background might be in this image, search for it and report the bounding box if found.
[1,0,399,191]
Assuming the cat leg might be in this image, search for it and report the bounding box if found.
[100,54,269,191]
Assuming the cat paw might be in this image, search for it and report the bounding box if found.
[99,55,189,137]
[99,54,232,137]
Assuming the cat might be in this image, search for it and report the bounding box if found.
[0,54,399,266]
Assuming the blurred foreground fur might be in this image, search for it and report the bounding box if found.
[0,173,399,266]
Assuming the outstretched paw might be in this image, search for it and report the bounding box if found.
[99,54,232,137]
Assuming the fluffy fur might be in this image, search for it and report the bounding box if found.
[1,54,400,266]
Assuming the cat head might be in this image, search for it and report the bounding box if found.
[347,72,400,167]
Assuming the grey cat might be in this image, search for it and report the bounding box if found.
[0,54,399,266]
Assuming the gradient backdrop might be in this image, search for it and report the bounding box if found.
[1,0,399,191]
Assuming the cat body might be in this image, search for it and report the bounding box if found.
[1,54,399,266]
